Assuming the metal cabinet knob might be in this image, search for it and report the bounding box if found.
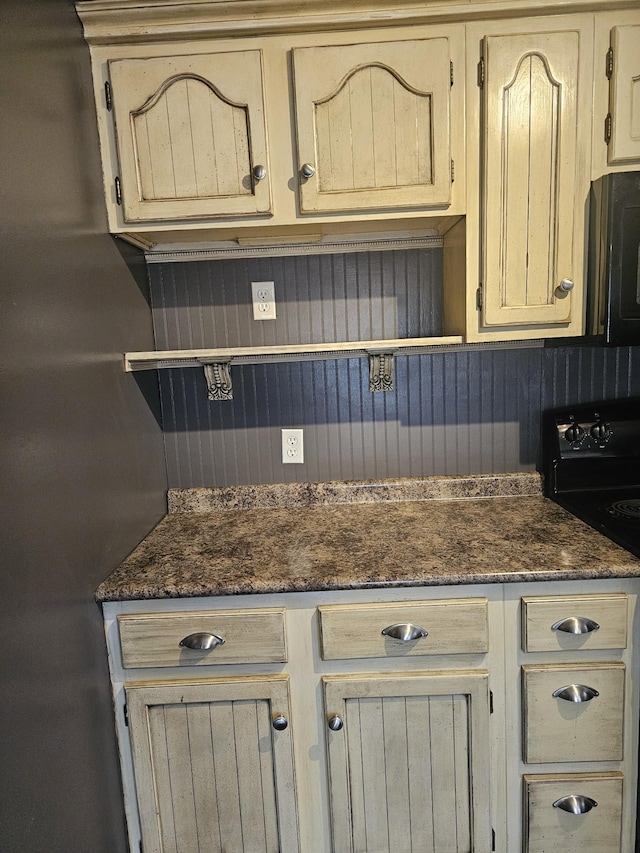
[179,632,225,651]
[553,795,598,814]
[551,616,600,635]
[252,165,267,181]
[552,684,599,703]
[555,278,574,296]
[328,715,344,731]
[381,623,428,642]
[272,715,288,731]
[300,163,315,179]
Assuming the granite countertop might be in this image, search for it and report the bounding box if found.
[97,474,640,601]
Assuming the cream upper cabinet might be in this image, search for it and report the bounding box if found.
[292,37,454,214]
[607,24,640,165]
[107,50,271,223]
[477,21,592,332]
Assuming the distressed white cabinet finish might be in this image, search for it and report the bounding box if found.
[126,676,299,853]
[292,37,455,214]
[607,24,640,165]
[102,578,639,853]
[323,671,491,853]
[476,20,592,333]
[108,50,271,223]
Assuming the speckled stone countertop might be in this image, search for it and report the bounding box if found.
[97,474,640,601]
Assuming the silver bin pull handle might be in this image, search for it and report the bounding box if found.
[552,684,599,703]
[179,632,225,651]
[553,795,598,814]
[551,616,600,635]
[381,623,428,642]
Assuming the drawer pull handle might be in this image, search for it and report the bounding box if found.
[328,715,344,731]
[553,795,598,814]
[272,715,288,731]
[551,617,600,635]
[552,684,599,703]
[381,623,428,642]
[179,632,225,651]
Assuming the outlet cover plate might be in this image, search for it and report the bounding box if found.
[251,281,276,320]
[281,428,304,464]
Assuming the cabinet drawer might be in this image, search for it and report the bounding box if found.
[318,598,488,660]
[521,594,628,652]
[118,609,286,668]
[523,772,623,853]
[522,663,625,763]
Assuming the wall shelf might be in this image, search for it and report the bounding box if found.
[125,337,544,400]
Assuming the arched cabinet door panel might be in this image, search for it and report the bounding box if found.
[108,51,271,223]
[480,27,590,329]
[292,38,454,214]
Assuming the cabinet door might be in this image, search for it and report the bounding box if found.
[323,671,491,853]
[108,51,271,223]
[481,28,588,328]
[608,25,640,164]
[292,38,453,214]
[126,676,299,853]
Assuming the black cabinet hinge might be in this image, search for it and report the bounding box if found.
[604,113,612,145]
[115,176,122,206]
[491,827,496,851]
[123,703,129,727]
[606,46,614,80]
[139,841,143,853]
[104,80,112,111]
[489,690,494,714]
[450,60,454,86]
[476,285,483,311]
[477,57,485,88]
[451,160,455,183]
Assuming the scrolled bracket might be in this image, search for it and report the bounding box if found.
[203,362,233,401]
[369,352,394,392]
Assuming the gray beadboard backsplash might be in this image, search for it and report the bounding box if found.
[148,250,640,489]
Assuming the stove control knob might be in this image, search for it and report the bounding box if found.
[590,421,611,442]
[564,424,585,444]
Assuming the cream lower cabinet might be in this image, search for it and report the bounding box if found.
[323,672,491,852]
[103,579,638,853]
[125,676,300,853]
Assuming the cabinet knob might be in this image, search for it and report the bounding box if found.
[252,165,267,181]
[327,715,344,731]
[381,623,428,642]
[553,795,598,814]
[179,632,225,651]
[552,684,599,703]
[272,715,288,731]
[300,163,315,179]
[551,617,600,635]
[556,278,574,295]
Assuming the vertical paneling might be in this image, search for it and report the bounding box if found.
[149,251,640,488]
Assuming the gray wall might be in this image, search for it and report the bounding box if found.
[0,1,167,850]
[150,256,640,488]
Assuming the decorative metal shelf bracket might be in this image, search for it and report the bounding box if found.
[203,362,233,401]
[368,352,394,392]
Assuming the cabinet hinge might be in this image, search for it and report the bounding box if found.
[104,80,112,111]
[489,690,494,714]
[450,159,455,183]
[491,827,496,851]
[139,841,143,853]
[606,46,614,80]
[604,113,612,145]
[450,60,454,87]
[115,176,122,206]
[477,57,485,88]
[123,703,129,727]
[476,285,483,311]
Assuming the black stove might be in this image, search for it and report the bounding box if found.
[542,398,640,558]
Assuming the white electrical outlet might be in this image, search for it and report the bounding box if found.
[251,281,276,320]
[281,428,304,464]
